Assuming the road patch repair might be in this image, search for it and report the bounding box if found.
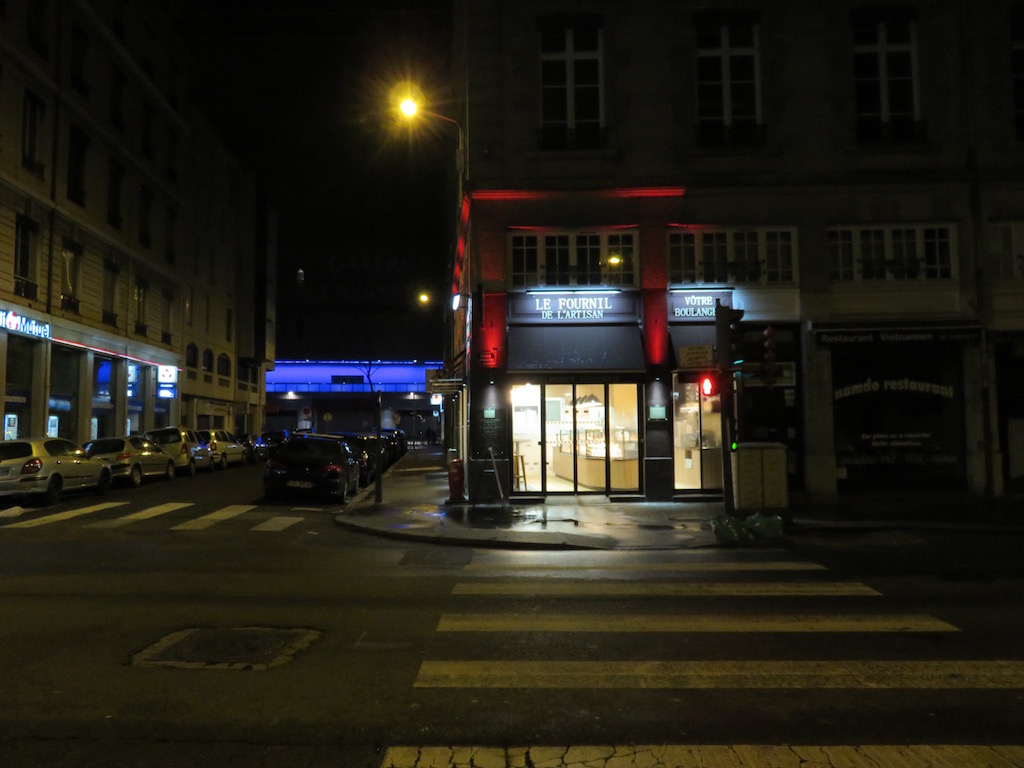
[131,626,321,670]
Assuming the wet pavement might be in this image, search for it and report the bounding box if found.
[334,445,1024,550]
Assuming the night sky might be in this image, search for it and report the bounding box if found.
[181,1,454,360]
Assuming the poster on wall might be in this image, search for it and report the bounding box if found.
[831,344,965,489]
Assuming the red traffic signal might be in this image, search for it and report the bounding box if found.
[700,374,717,397]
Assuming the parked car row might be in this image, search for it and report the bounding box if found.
[261,428,408,503]
[0,425,271,506]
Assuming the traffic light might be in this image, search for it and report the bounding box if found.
[715,302,745,373]
[763,325,778,386]
[699,373,717,397]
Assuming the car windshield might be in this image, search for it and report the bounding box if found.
[0,443,33,460]
[85,438,125,455]
[148,430,180,445]
[281,439,338,460]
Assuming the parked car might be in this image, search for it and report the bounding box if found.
[83,436,175,487]
[261,429,291,458]
[197,429,247,469]
[0,437,112,505]
[330,431,379,486]
[144,426,214,475]
[263,433,360,502]
[237,432,269,463]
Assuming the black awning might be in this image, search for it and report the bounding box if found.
[507,325,646,372]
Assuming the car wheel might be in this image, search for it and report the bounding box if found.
[129,464,143,487]
[218,453,228,470]
[165,461,175,481]
[184,458,196,477]
[43,475,63,505]
[95,469,112,495]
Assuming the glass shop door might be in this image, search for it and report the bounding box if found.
[672,373,724,491]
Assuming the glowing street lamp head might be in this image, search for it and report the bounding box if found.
[400,99,418,118]
[418,292,430,305]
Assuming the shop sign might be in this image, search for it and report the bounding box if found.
[669,290,732,322]
[157,365,177,399]
[0,308,51,339]
[508,291,640,325]
[816,326,980,345]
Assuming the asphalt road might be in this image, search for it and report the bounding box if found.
[1,463,1022,767]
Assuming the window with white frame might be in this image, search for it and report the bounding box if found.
[510,230,636,288]
[60,240,82,312]
[827,225,955,281]
[852,7,924,144]
[989,222,1024,279]
[694,9,763,147]
[538,15,604,150]
[668,227,797,285]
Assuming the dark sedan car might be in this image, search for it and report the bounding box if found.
[263,434,360,502]
[330,431,380,487]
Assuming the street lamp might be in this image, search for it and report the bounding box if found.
[394,92,466,180]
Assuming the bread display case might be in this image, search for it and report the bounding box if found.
[552,427,640,489]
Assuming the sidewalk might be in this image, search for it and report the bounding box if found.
[333,444,1024,550]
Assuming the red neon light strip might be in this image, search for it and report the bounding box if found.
[472,186,685,201]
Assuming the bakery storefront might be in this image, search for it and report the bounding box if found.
[505,291,646,496]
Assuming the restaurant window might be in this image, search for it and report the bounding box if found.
[852,6,924,144]
[668,227,797,285]
[827,225,955,281]
[693,10,763,147]
[538,15,605,150]
[14,214,39,300]
[509,230,637,288]
[22,89,46,174]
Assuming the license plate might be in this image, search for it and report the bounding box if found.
[287,480,314,489]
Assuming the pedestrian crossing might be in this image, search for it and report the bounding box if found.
[0,500,323,532]
[386,549,1024,767]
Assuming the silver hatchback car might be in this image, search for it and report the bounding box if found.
[0,437,112,505]
[144,426,213,476]
[83,436,176,487]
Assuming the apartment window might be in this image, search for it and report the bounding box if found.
[22,90,46,174]
[668,227,798,285]
[27,0,49,58]
[70,24,89,95]
[538,15,605,150]
[217,353,231,378]
[186,343,199,368]
[141,101,155,160]
[60,240,82,312]
[694,10,763,147]
[133,278,148,334]
[165,207,177,264]
[509,230,637,287]
[102,258,119,326]
[14,215,39,300]
[67,124,88,205]
[108,161,124,228]
[990,223,1024,279]
[202,349,214,372]
[166,131,179,181]
[1013,6,1024,141]
[161,291,173,345]
[110,67,126,131]
[138,187,153,247]
[827,225,954,281]
[852,7,924,144]
[184,286,194,326]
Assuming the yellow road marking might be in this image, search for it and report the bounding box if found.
[414,659,1024,689]
[88,502,193,528]
[4,502,128,528]
[251,516,304,532]
[171,504,254,530]
[436,613,959,633]
[464,561,827,572]
[452,581,881,597]
[379,744,1024,768]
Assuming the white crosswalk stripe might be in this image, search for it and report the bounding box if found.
[3,502,128,528]
[87,502,194,528]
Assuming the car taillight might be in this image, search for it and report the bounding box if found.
[180,443,190,455]
[117,452,131,462]
[21,458,42,475]
[324,462,343,474]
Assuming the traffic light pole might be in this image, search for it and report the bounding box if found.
[715,300,742,516]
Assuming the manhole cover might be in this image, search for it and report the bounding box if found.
[132,626,321,670]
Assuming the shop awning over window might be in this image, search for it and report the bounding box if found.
[506,325,646,372]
